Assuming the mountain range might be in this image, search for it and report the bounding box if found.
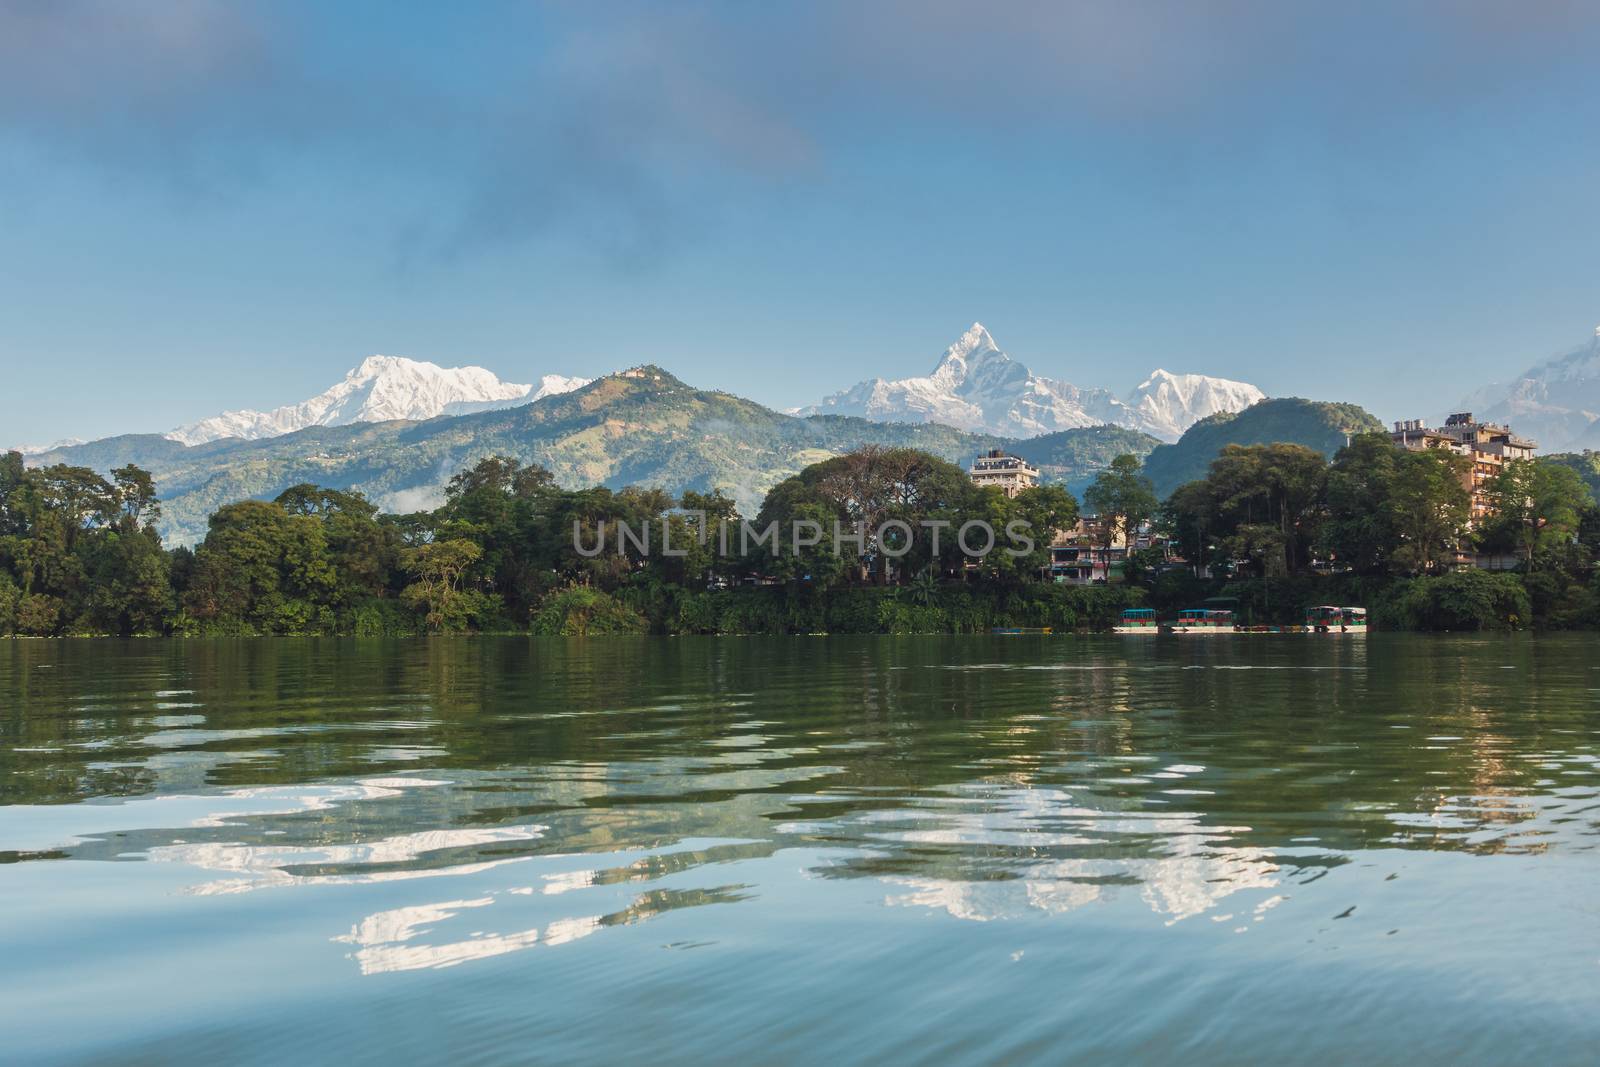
[8,322,1472,544]
[28,368,1161,545]
[1458,326,1600,452]
[166,355,591,446]
[799,323,1264,442]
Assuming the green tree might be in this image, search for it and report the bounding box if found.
[276,484,402,611]
[1083,455,1157,566]
[1163,444,1327,577]
[1322,433,1400,573]
[968,483,1079,583]
[1387,448,1472,575]
[402,538,487,632]
[1482,459,1590,568]
[185,501,337,633]
[759,447,976,586]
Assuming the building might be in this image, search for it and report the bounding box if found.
[1046,516,1156,584]
[1391,413,1536,527]
[968,449,1039,497]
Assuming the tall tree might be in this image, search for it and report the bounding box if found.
[1164,444,1327,577]
[1387,448,1472,575]
[1083,454,1158,564]
[1483,459,1590,568]
[402,539,485,632]
[185,500,337,633]
[1322,433,1401,573]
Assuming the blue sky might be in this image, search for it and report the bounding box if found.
[4,1,1600,445]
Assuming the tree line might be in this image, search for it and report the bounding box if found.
[3,433,1596,637]
[0,447,1097,637]
[1152,435,1599,629]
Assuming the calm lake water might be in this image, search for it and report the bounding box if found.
[2,636,1598,1065]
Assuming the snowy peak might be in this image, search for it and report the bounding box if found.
[529,373,592,402]
[1458,324,1600,451]
[800,324,1115,437]
[800,325,1264,441]
[166,355,591,446]
[932,322,1004,378]
[1126,369,1266,440]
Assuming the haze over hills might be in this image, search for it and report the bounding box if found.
[165,355,591,446]
[1457,325,1600,452]
[30,368,1160,546]
[799,323,1263,442]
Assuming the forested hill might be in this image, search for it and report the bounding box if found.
[1142,398,1385,496]
[30,367,1158,545]
[1008,425,1162,495]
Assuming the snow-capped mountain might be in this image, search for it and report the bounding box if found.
[166,356,590,446]
[1126,369,1265,441]
[801,323,1131,437]
[800,323,1263,441]
[1457,326,1600,451]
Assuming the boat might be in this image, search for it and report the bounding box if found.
[1170,608,1235,634]
[991,627,1052,635]
[1305,605,1367,633]
[1114,608,1158,634]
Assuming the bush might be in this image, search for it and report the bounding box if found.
[531,586,649,636]
[0,575,17,636]
[16,594,63,636]
[1372,570,1531,631]
[347,598,424,637]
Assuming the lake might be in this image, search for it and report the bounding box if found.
[2,636,1597,1064]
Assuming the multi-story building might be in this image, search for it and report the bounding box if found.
[1046,516,1157,584]
[1391,413,1537,527]
[968,449,1039,497]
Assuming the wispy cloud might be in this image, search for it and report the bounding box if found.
[3,1,1597,261]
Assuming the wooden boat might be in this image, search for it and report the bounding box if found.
[1169,608,1235,634]
[1305,605,1367,633]
[1114,608,1158,634]
[991,627,1053,635]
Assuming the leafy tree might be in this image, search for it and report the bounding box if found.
[1161,480,1218,577]
[83,526,172,635]
[402,538,488,633]
[275,484,401,609]
[0,573,18,636]
[1163,444,1327,577]
[968,483,1079,583]
[1083,454,1157,563]
[759,447,977,586]
[1375,570,1531,631]
[1322,433,1401,573]
[111,465,161,532]
[1387,448,1472,575]
[1482,459,1590,569]
[185,501,338,633]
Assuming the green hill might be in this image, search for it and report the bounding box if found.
[1010,425,1162,496]
[30,368,1158,544]
[1142,397,1384,497]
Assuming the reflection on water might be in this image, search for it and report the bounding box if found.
[2,636,1598,1064]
